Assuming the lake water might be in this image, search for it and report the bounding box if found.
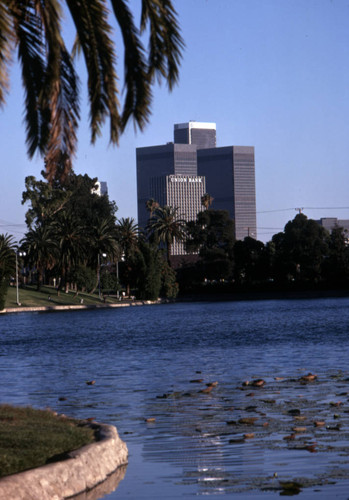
[1,298,349,498]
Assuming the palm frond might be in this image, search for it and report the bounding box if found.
[0,2,15,107]
[12,1,47,157]
[34,0,66,152]
[140,0,184,90]
[44,46,80,183]
[66,0,120,144]
[110,0,151,132]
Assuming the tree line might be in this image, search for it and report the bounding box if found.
[1,172,349,309]
[180,210,349,294]
[0,171,179,309]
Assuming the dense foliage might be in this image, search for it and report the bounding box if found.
[180,212,349,294]
[3,182,349,305]
[12,172,180,301]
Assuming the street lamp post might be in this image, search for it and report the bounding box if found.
[98,253,107,299]
[116,259,119,299]
[16,251,26,306]
[116,253,125,299]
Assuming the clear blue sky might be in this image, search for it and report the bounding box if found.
[1,0,349,243]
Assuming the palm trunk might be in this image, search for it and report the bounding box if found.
[90,262,100,294]
[166,236,172,266]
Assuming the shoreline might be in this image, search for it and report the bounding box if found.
[2,288,349,315]
[178,288,349,303]
[0,299,162,315]
[0,422,128,500]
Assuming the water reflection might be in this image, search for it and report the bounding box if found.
[71,465,127,500]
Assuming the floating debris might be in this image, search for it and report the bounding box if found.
[314,421,325,427]
[287,409,301,416]
[251,379,266,387]
[292,426,307,433]
[238,417,258,425]
[300,373,317,382]
[206,381,218,387]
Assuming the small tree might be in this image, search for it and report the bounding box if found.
[160,260,179,298]
[136,241,162,300]
[147,205,186,265]
[186,209,235,282]
[201,193,214,210]
[0,234,16,310]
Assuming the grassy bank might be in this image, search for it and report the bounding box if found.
[4,285,121,309]
[0,405,95,478]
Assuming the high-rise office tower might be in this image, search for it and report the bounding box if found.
[174,121,216,148]
[136,122,257,257]
[136,143,204,242]
[197,146,256,240]
[149,174,206,255]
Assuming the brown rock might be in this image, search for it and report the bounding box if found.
[251,379,266,387]
[244,433,255,439]
[300,373,317,382]
[199,386,213,394]
[238,417,258,425]
[283,433,296,441]
[206,381,218,387]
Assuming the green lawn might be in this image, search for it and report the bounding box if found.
[0,405,95,478]
[4,285,121,309]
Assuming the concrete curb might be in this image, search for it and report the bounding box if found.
[0,299,161,314]
[0,423,128,500]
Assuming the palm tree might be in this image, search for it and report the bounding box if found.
[201,193,214,210]
[147,206,186,265]
[117,218,139,260]
[116,217,139,296]
[54,213,87,292]
[145,198,159,217]
[21,225,58,290]
[0,1,183,182]
[0,234,16,310]
[89,215,120,294]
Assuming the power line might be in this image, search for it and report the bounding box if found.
[258,206,349,214]
[257,208,296,214]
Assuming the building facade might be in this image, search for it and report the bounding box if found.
[317,218,349,236]
[136,122,257,256]
[136,143,198,231]
[174,121,216,149]
[197,146,256,240]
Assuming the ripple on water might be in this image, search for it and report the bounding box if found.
[2,298,349,498]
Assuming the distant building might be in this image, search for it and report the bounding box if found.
[136,121,257,257]
[164,175,206,255]
[136,143,198,231]
[174,121,216,148]
[317,217,349,235]
[197,146,256,240]
[93,181,108,196]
